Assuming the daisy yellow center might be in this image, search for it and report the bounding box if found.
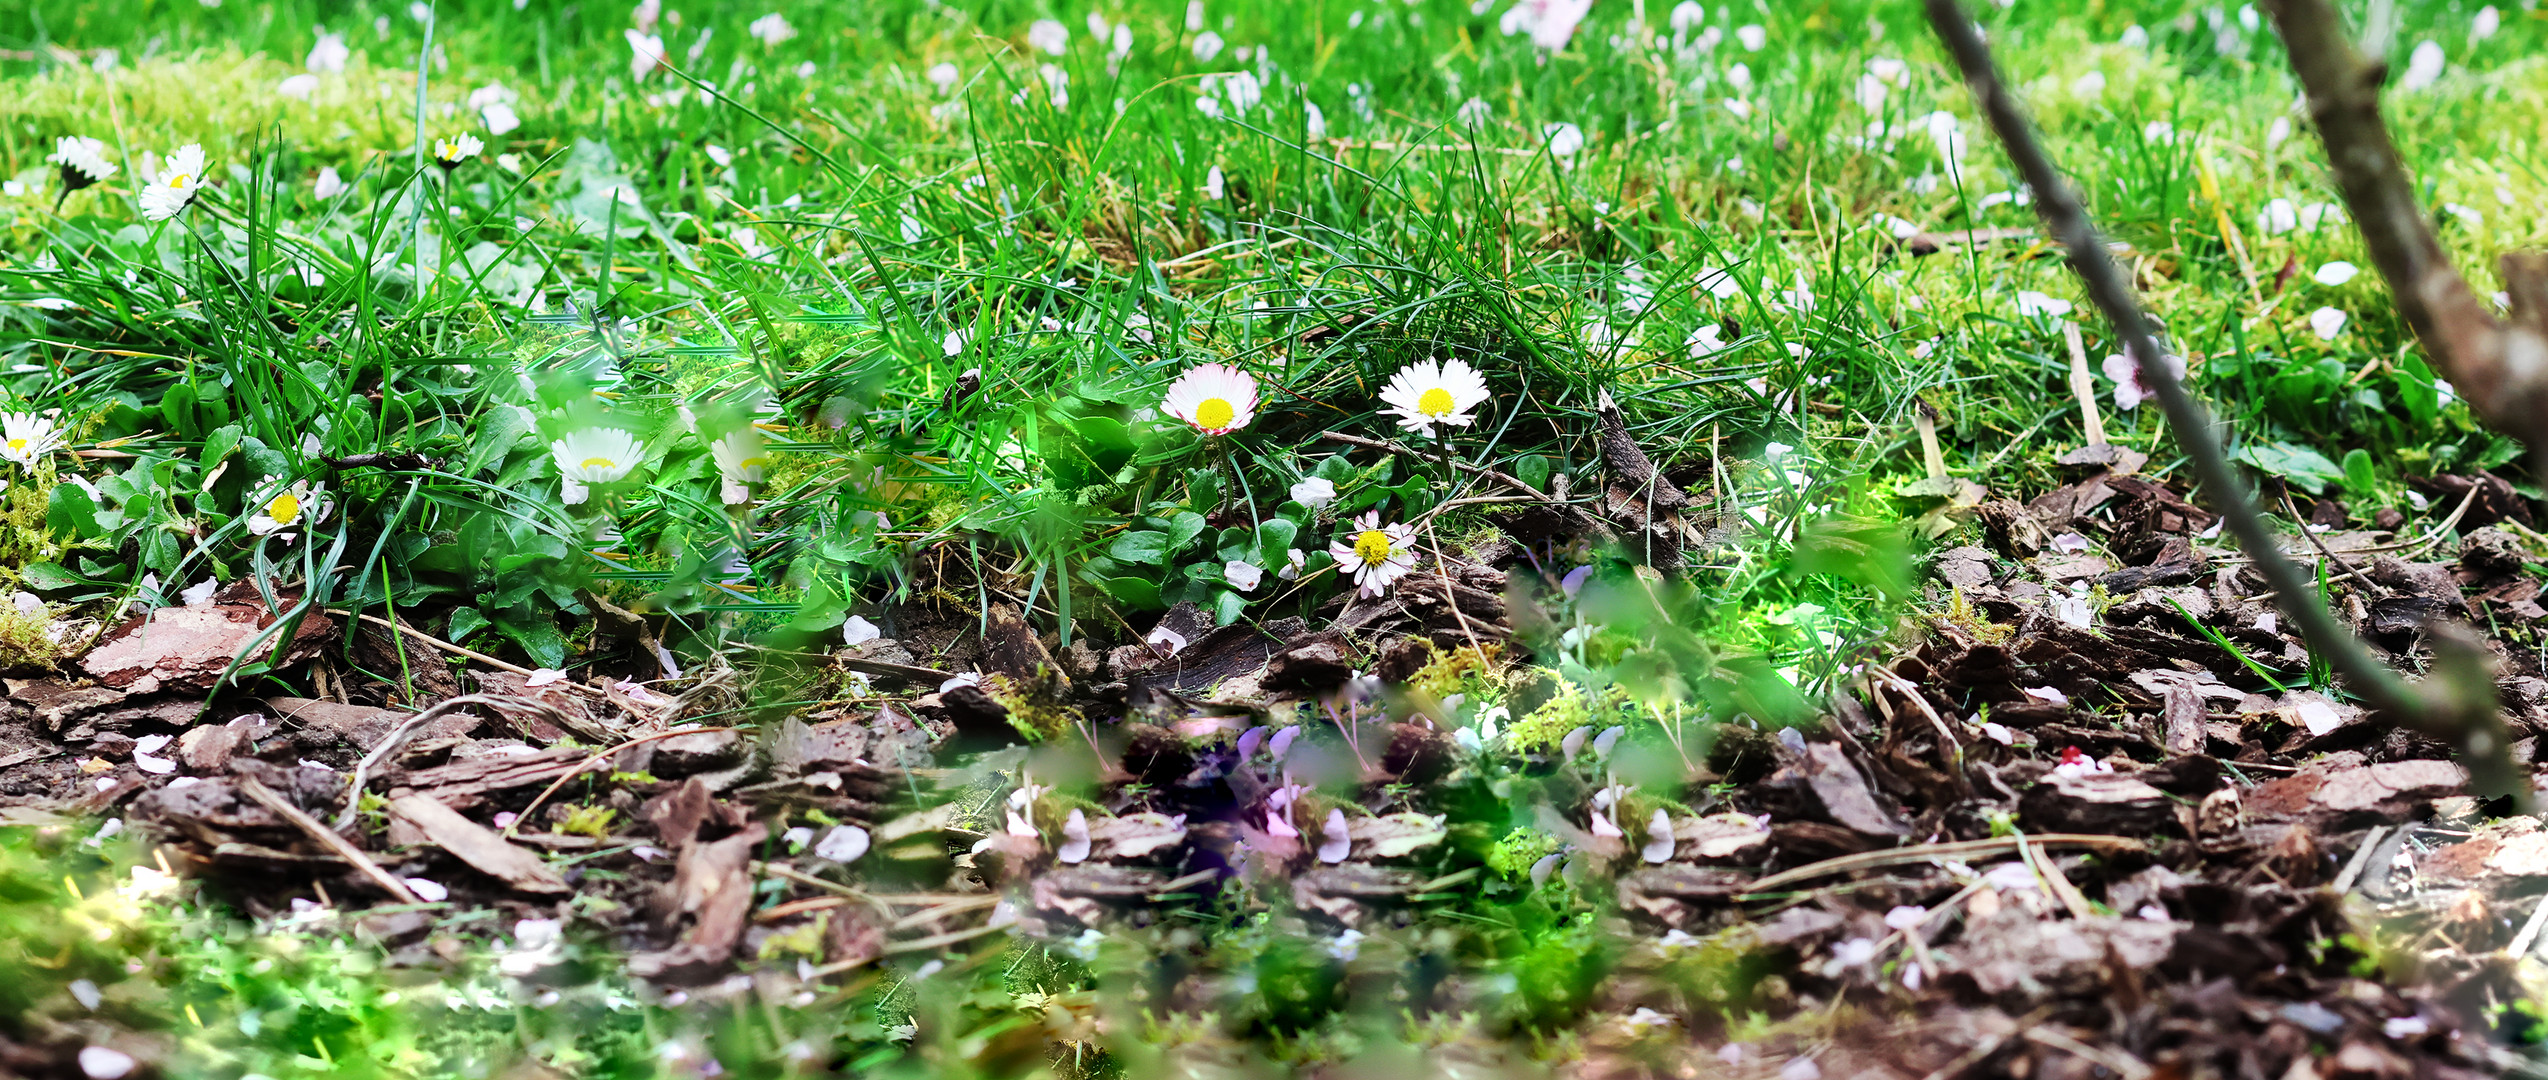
[1194,397,1236,430]
[266,493,301,525]
[5,439,25,452]
[1417,387,1457,416]
[168,174,192,191]
[736,457,766,471]
[1352,529,1394,566]
[580,456,618,470]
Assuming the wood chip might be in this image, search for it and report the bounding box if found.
[390,793,569,894]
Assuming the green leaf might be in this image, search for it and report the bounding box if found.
[444,606,489,646]
[2341,448,2377,498]
[1255,519,1298,564]
[1110,530,1172,565]
[1103,576,1164,610]
[1515,454,1552,493]
[1166,511,1209,553]
[45,483,101,540]
[1213,589,1246,625]
[467,405,538,476]
[2235,441,2344,495]
[489,608,567,669]
[18,562,84,591]
[200,424,243,481]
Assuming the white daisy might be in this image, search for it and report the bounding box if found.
[550,428,644,505]
[313,167,347,199]
[246,477,333,539]
[1378,357,1491,436]
[0,413,63,468]
[48,136,117,195]
[710,429,767,505]
[434,133,483,170]
[137,144,207,221]
[1160,363,1259,435]
[1328,510,1418,598]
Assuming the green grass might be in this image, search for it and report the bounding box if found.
[1,0,2545,1075]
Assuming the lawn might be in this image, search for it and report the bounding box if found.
[2,0,2546,1076]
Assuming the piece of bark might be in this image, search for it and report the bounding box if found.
[1767,742,1910,838]
[82,602,333,694]
[2162,687,2207,757]
[630,829,763,982]
[389,793,569,894]
[390,746,592,813]
[266,697,479,751]
[236,775,421,904]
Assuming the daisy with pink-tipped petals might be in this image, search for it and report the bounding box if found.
[1161,363,1259,435]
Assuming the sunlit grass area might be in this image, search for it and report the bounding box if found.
[3,0,2548,1075]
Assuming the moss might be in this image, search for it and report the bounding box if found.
[987,673,1081,743]
[1407,641,1501,703]
[1484,828,1560,881]
[1505,683,1632,754]
[1940,586,2012,645]
[556,805,616,839]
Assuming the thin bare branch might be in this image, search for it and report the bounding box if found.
[1923,0,2523,803]
[2262,0,2548,458]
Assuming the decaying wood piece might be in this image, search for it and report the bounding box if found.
[389,793,570,894]
[1924,0,2525,804]
[235,775,422,904]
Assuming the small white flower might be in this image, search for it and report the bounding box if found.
[2474,6,2502,42]
[278,73,321,100]
[1736,23,1767,50]
[1377,357,1492,436]
[1192,30,1225,61]
[1027,18,1070,55]
[138,143,208,221]
[549,428,644,504]
[843,616,881,647]
[433,133,484,169]
[1224,560,1264,592]
[2102,348,2186,411]
[2021,685,2070,707]
[313,166,348,199]
[0,413,62,468]
[1291,477,1336,507]
[404,877,450,901]
[525,668,567,687]
[2267,116,2292,150]
[2400,39,2445,91]
[1160,363,1260,435]
[1328,511,1418,598]
[2310,306,2349,340]
[307,30,350,73]
[1203,165,1225,201]
[928,62,961,93]
[1145,625,1188,656]
[749,12,797,46]
[2313,261,2359,286]
[245,477,332,539]
[711,429,766,505]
